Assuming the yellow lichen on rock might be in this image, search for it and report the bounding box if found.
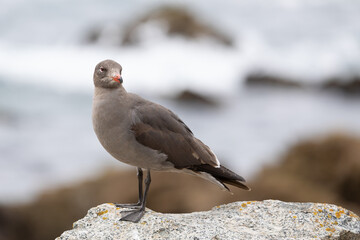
[97,210,108,216]
[326,227,336,232]
[335,209,345,218]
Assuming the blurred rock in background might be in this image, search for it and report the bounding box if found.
[172,89,220,108]
[244,71,360,97]
[86,6,233,47]
[321,76,360,97]
[244,71,304,89]
[251,133,360,213]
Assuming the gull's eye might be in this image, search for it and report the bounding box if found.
[99,67,106,72]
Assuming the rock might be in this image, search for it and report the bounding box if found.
[173,89,219,107]
[322,76,360,96]
[244,72,303,89]
[85,26,102,44]
[251,134,360,215]
[57,200,359,240]
[252,133,360,225]
[281,134,360,203]
[122,6,233,47]
[85,6,233,47]
[0,206,33,240]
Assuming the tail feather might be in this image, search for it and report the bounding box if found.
[220,178,250,191]
[190,165,251,191]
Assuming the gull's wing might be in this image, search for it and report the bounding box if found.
[130,101,220,169]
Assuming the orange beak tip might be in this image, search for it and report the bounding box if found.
[112,76,123,83]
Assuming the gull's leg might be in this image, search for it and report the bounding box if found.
[115,168,143,209]
[120,169,151,223]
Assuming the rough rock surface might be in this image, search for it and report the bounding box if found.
[57,200,360,240]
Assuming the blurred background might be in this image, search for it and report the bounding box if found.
[1,0,360,239]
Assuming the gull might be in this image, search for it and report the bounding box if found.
[92,59,250,223]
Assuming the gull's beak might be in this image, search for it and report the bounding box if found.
[112,74,123,84]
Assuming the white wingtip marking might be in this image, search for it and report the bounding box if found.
[212,151,221,168]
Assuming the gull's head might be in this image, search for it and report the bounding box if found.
[93,59,123,88]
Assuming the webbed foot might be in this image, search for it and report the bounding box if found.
[120,209,145,223]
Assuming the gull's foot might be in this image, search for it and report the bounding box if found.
[115,203,141,209]
[120,209,145,223]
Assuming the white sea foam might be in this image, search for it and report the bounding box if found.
[0,0,359,93]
